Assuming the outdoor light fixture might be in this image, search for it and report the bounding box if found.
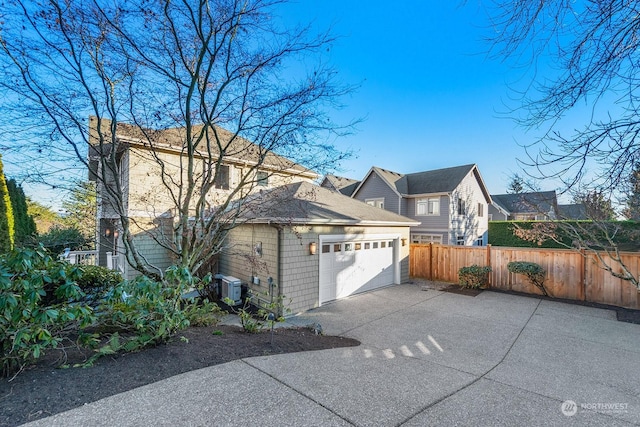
[254,242,262,257]
[402,238,407,246]
[309,242,317,255]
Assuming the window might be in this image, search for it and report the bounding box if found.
[322,244,330,253]
[477,203,484,217]
[364,242,370,249]
[256,171,268,187]
[457,198,466,215]
[411,234,442,244]
[416,197,439,216]
[373,242,379,249]
[381,241,386,248]
[214,165,230,190]
[365,198,384,209]
[355,243,362,250]
[345,243,353,251]
[475,236,484,246]
[334,243,341,252]
[456,235,465,245]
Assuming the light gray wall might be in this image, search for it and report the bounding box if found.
[353,171,401,214]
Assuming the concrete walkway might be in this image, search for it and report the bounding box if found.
[26,284,640,426]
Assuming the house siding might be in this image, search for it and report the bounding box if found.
[488,204,508,221]
[218,224,279,298]
[219,223,411,314]
[353,171,400,214]
[97,144,315,277]
[449,171,489,245]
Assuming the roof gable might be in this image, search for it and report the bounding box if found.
[353,164,491,203]
[321,174,360,196]
[351,166,404,198]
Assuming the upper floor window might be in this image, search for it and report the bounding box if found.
[416,197,439,216]
[477,203,484,217]
[456,235,465,245]
[365,198,384,209]
[257,171,268,187]
[457,198,466,215]
[214,165,230,190]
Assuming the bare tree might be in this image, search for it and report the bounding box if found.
[487,1,640,192]
[486,1,640,290]
[0,0,353,278]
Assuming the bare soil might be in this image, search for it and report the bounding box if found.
[0,325,359,427]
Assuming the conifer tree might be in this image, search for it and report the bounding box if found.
[7,178,36,246]
[0,155,15,252]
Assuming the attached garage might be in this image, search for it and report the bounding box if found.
[319,235,398,304]
[218,182,419,313]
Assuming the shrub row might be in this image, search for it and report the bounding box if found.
[0,247,223,377]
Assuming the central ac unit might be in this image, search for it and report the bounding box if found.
[220,275,242,305]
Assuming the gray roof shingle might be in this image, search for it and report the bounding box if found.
[240,181,418,225]
[491,191,558,214]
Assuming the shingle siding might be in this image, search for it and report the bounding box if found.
[219,223,411,314]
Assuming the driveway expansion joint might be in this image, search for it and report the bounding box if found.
[240,358,357,426]
[396,298,543,426]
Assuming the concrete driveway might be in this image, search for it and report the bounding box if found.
[26,284,640,426]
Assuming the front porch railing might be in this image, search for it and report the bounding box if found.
[61,249,124,273]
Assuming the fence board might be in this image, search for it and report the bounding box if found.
[410,244,640,309]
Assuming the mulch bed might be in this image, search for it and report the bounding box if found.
[441,285,484,297]
[0,325,360,427]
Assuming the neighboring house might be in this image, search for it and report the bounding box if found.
[320,174,360,196]
[489,191,558,221]
[350,164,492,246]
[88,117,318,279]
[218,181,418,313]
[557,203,588,220]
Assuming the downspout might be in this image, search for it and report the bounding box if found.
[270,222,283,317]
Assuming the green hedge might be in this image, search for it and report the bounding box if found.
[489,220,640,250]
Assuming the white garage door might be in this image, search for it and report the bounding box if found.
[319,237,396,304]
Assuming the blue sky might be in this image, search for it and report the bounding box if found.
[14,1,557,209]
[278,1,539,194]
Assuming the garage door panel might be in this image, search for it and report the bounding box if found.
[320,237,396,304]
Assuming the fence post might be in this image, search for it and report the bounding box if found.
[580,248,586,301]
[429,242,433,280]
[107,251,113,270]
[486,244,492,287]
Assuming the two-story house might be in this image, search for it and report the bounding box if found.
[349,164,492,246]
[88,117,318,279]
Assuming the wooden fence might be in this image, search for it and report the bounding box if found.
[410,244,640,309]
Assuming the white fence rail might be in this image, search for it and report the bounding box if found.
[60,249,123,273]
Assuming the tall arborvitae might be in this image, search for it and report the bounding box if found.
[0,156,14,252]
[7,179,36,246]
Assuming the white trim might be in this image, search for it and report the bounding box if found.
[319,233,402,306]
[351,167,403,199]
